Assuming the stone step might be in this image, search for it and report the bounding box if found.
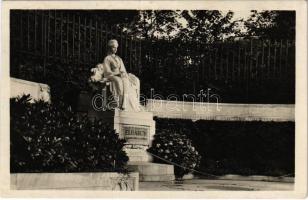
[128,162,175,182]
[140,174,175,182]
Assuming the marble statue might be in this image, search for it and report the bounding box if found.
[90,39,142,112]
[88,42,174,180]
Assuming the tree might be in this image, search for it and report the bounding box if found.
[177,10,238,43]
[84,9,241,45]
[244,10,295,40]
[127,10,182,40]
[85,10,139,28]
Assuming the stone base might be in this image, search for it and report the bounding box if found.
[128,162,175,182]
[124,148,153,162]
[11,172,139,190]
[88,109,156,162]
[78,101,175,182]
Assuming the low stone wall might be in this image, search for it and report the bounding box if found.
[11,172,139,191]
[145,99,294,121]
[10,77,50,102]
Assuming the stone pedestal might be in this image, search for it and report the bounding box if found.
[88,109,155,162]
[86,107,175,181]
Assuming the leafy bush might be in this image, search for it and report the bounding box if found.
[147,129,201,179]
[10,95,128,173]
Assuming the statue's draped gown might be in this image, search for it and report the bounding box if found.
[102,54,141,111]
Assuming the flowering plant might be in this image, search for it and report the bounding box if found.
[147,129,201,179]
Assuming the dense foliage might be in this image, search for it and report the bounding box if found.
[244,11,295,40]
[125,10,295,41]
[10,95,128,173]
[147,129,201,179]
[154,118,295,177]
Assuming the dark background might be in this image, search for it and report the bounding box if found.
[10,10,295,107]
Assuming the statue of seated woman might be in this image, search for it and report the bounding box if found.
[90,39,142,112]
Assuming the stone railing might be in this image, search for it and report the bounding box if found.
[10,77,50,102]
[145,99,294,122]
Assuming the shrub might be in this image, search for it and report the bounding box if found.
[147,129,201,179]
[10,95,128,173]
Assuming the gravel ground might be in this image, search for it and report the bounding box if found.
[139,179,294,191]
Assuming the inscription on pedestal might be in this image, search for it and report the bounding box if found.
[122,125,149,146]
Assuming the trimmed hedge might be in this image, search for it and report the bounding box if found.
[10,95,128,173]
[154,117,295,177]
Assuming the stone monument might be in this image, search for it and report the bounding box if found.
[83,39,175,181]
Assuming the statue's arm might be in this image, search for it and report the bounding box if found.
[119,58,128,76]
[103,57,116,78]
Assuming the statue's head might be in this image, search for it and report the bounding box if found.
[108,39,118,54]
